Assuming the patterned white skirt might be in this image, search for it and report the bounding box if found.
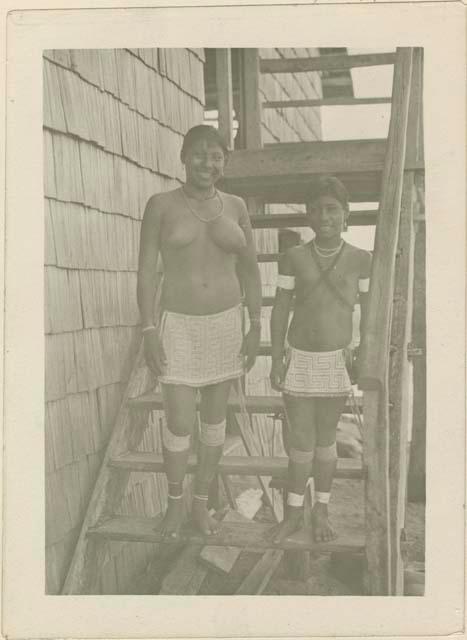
[282,345,351,398]
[158,305,244,387]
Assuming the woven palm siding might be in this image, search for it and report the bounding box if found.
[44,48,205,594]
[44,47,323,594]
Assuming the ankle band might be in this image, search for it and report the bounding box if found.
[315,443,337,461]
[162,423,190,452]
[193,494,209,501]
[289,447,314,464]
[168,493,183,500]
[287,492,305,507]
[315,491,331,504]
[199,419,226,447]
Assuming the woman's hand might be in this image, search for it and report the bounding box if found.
[143,330,167,377]
[241,325,261,372]
[344,345,359,384]
[270,358,287,392]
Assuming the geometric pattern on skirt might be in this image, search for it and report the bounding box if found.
[282,345,352,397]
[157,304,244,387]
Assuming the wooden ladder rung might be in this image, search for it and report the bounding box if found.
[88,515,365,554]
[109,451,364,479]
[260,52,397,75]
[263,97,392,109]
[128,391,362,413]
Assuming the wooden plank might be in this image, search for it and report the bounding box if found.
[358,48,414,391]
[388,172,416,594]
[215,49,234,149]
[159,545,207,595]
[88,515,364,553]
[260,52,396,74]
[110,451,363,479]
[61,344,155,594]
[238,48,262,149]
[263,96,392,109]
[363,389,391,595]
[128,391,361,414]
[235,549,283,594]
[250,210,377,229]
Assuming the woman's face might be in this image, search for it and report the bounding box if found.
[182,139,226,189]
[308,195,348,241]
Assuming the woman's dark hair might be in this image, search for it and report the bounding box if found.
[180,125,229,161]
[306,176,350,212]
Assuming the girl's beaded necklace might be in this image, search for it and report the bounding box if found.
[181,187,224,223]
[311,238,344,258]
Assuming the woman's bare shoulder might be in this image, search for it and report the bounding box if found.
[144,188,181,217]
[344,242,372,272]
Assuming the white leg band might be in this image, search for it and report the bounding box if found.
[315,443,337,461]
[287,492,305,507]
[315,491,331,504]
[162,423,190,452]
[289,447,315,464]
[199,419,226,447]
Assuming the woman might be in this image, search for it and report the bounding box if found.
[137,125,261,539]
[269,176,371,544]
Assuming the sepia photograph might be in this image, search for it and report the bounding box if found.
[2,3,465,638]
[43,46,425,597]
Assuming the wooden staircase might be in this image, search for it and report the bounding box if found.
[62,48,424,596]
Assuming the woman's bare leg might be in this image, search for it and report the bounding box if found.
[192,379,232,535]
[159,384,197,538]
[311,396,347,542]
[269,394,317,544]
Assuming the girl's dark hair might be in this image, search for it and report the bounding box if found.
[180,125,229,160]
[306,176,350,212]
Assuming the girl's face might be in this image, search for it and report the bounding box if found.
[308,195,348,241]
[182,139,226,189]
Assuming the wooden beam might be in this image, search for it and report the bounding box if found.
[263,96,392,109]
[250,210,378,229]
[109,452,364,480]
[88,515,365,554]
[359,48,414,391]
[238,48,262,150]
[363,390,392,595]
[260,52,396,74]
[235,549,283,594]
[215,49,234,149]
[388,172,416,595]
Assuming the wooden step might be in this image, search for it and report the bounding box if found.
[250,210,377,229]
[128,391,362,413]
[260,52,396,74]
[109,452,364,479]
[88,515,364,554]
[220,140,423,204]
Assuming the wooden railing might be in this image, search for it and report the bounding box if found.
[357,48,416,595]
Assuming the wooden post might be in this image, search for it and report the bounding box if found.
[358,48,414,596]
[408,173,426,501]
[215,49,234,150]
[388,172,416,594]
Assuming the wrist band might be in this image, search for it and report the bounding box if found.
[142,325,157,334]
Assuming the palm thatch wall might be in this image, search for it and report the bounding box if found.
[44,47,205,594]
[44,46,322,595]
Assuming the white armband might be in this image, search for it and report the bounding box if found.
[277,274,295,290]
[358,278,370,293]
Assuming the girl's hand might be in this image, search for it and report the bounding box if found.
[344,346,359,384]
[143,330,167,376]
[270,358,287,392]
[241,326,261,372]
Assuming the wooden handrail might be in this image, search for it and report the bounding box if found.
[263,97,392,109]
[260,52,396,74]
[358,48,414,391]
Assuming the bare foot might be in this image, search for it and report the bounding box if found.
[267,506,304,545]
[311,502,337,543]
[192,499,220,536]
[158,497,185,539]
